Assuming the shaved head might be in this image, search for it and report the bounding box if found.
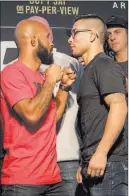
[83,18,106,43]
[28,16,50,29]
[68,14,107,59]
[15,19,48,48]
[28,16,53,41]
[15,18,54,65]
[74,15,108,44]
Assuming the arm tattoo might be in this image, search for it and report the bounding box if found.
[31,80,55,118]
[105,93,126,106]
[109,93,126,104]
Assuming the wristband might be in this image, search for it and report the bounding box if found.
[59,83,72,92]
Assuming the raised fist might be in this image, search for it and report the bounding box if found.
[45,64,63,83]
[61,67,76,86]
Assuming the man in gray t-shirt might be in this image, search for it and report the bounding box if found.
[68,14,127,196]
[106,15,128,151]
[106,14,128,93]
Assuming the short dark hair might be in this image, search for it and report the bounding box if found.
[74,14,105,24]
[74,14,109,43]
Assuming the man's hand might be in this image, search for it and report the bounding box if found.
[87,151,107,177]
[76,167,82,183]
[45,64,63,83]
[61,68,76,86]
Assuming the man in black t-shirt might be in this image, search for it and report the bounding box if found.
[68,14,128,196]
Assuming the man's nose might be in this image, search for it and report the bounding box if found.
[50,42,54,50]
[68,35,73,43]
[110,33,116,41]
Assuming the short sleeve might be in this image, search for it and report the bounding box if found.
[94,58,126,96]
[1,67,33,108]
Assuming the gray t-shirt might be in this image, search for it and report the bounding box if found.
[78,53,127,163]
[118,61,128,78]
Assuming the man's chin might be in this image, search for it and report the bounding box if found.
[46,54,54,65]
[72,52,80,58]
[111,46,120,53]
[41,57,53,65]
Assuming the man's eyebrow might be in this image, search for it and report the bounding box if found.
[114,29,121,32]
[108,28,121,33]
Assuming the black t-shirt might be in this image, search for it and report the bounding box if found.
[77,53,127,163]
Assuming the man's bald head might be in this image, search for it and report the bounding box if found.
[74,14,108,44]
[15,19,49,48]
[28,16,50,29]
[28,16,53,41]
[14,18,54,65]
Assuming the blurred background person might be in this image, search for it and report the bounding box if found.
[106,14,128,93]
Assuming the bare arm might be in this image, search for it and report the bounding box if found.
[56,89,68,122]
[87,93,127,177]
[96,93,127,154]
[14,64,63,126]
[56,67,76,122]
[14,78,56,125]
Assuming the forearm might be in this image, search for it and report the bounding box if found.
[56,89,68,122]
[27,78,56,123]
[96,103,127,155]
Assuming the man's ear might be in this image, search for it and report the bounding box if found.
[31,36,37,47]
[90,31,97,43]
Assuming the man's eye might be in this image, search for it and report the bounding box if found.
[116,31,120,34]
[74,31,77,35]
[47,34,50,38]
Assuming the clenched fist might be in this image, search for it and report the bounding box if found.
[45,64,63,83]
[61,68,76,86]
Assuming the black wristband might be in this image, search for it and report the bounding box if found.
[59,83,72,92]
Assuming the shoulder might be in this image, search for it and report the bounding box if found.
[94,53,123,73]
[2,61,17,74]
[95,53,116,67]
[118,61,128,68]
[2,61,23,81]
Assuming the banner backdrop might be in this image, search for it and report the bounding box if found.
[1,0,128,68]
